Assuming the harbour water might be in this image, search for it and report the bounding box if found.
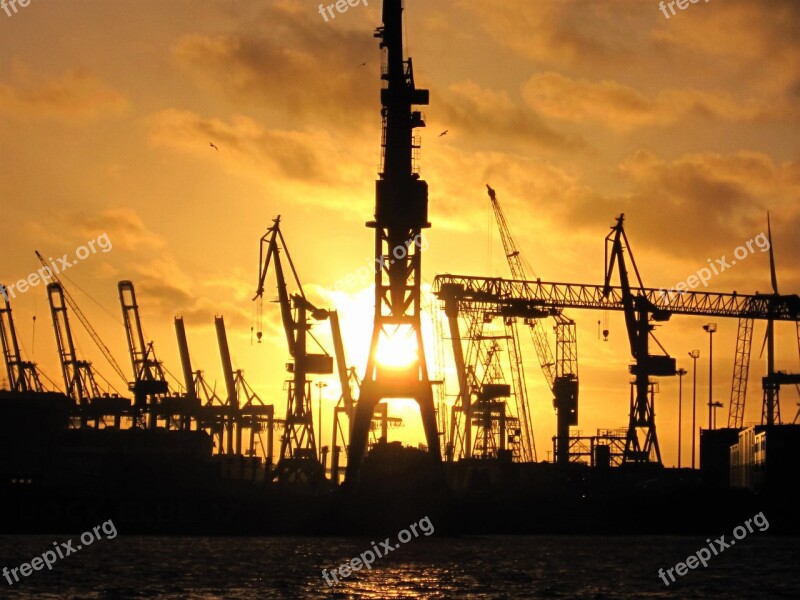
[1,534,797,598]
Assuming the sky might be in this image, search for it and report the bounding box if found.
[1,0,799,467]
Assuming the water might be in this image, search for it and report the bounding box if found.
[0,535,797,599]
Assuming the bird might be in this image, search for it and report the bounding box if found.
[209,142,218,151]
[361,61,368,67]
[438,130,448,137]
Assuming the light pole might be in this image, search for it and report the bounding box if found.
[677,367,687,468]
[688,349,700,469]
[703,323,717,430]
[711,401,724,429]
[316,381,328,461]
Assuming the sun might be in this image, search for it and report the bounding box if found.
[375,326,419,369]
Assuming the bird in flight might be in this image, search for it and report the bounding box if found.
[361,61,368,67]
[438,130,448,137]
[209,142,219,151]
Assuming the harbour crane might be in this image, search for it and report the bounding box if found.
[119,281,169,429]
[254,216,333,483]
[434,217,800,467]
[345,0,440,485]
[0,285,46,393]
[36,251,128,385]
[603,214,674,463]
[487,184,578,464]
[47,282,130,428]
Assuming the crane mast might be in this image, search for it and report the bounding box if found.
[345,0,440,484]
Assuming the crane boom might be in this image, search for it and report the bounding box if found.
[433,276,800,321]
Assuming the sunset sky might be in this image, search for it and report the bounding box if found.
[2,0,799,466]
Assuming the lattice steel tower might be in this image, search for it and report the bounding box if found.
[345,0,440,483]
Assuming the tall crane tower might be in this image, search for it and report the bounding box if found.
[487,184,578,464]
[345,0,440,484]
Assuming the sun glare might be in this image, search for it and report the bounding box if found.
[375,328,418,368]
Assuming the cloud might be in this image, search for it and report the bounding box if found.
[522,72,765,130]
[171,2,376,129]
[457,0,642,69]
[146,109,329,183]
[0,62,128,121]
[436,79,586,151]
[69,208,166,252]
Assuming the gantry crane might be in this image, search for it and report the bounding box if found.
[254,216,333,483]
[487,184,578,464]
[0,285,45,393]
[36,251,128,386]
[47,282,129,428]
[119,281,170,429]
[175,316,228,453]
[434,218,800,467]
[215,315,275,467]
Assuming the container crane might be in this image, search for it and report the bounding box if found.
[36,251,127,385]
[47,282,129,428]
[175,316,228,453]
[119,280,170,429]
[0,285,45,393]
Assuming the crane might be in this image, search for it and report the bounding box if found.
[35,251,127,385]
[434,220,800,467]
[728,214,800,428]
[603,214,673,464]
[47,282,130,428]
[487,184,578,464]
[215,315,275,477]
[0,285,45,393]
[345,0,440,485]
[175,316,227,453]
[254,216,333,483]
[118,281,170,429]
